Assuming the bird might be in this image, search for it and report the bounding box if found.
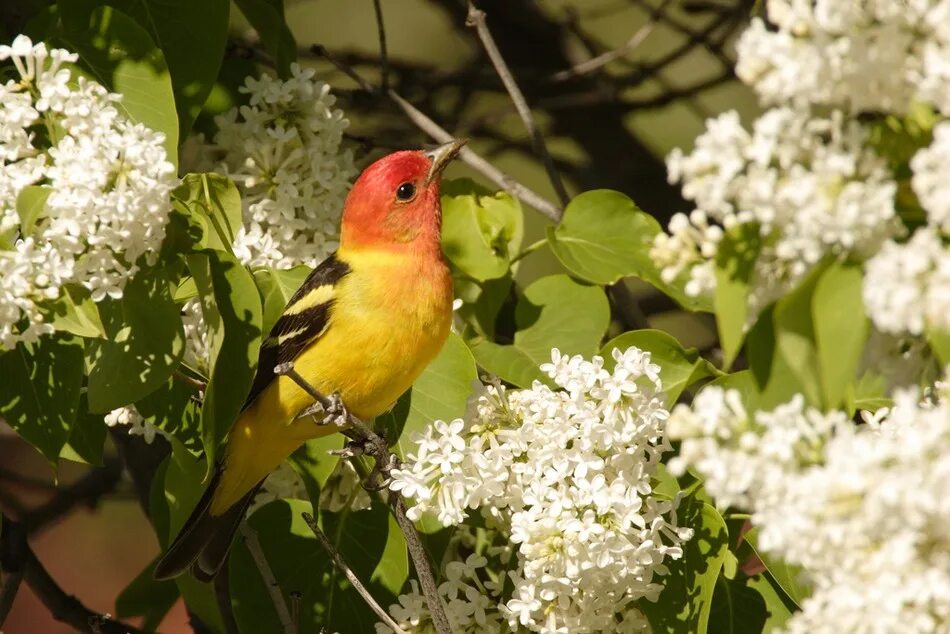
[154,139,465,581]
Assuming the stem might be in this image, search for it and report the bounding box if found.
[466,1,570,207]
[371,0,389,93]
[275,362,452,634]
[302,513,407,634]
[240,523,294,633]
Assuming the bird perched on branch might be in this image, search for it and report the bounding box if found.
[154,140,465,581]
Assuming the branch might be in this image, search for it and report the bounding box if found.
[302,513,407,634]
[213,559,239,634]
[466,1,570,206]
[551,0,674,81]
[240,523,294,634]
[1,518,147,634]
[371,0,389,93]
[307,43,564,223]
[275,363,452,634]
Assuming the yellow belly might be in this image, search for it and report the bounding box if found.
[211,249,453,514]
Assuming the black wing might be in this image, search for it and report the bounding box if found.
[242,253,351,410]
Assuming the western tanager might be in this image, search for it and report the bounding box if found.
[154,140,465,580]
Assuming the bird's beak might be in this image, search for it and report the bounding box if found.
[424,138,467,185]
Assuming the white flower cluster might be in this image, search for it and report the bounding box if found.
[389,348,692,633]
[201,63,355,270]
[653,108,898,313]
[0,35,176,348]
[863,120,950,338]
[863,228,950,335]
[669,383,950,633]
[736,0,950,115]
[103,405,166,445]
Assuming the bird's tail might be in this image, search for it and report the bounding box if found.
[153,466,262,582]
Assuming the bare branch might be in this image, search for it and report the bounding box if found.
[466,1,570,206]
[18,458,122,534]
[302,513,407,634]
[275,363,452,634]
[213,560,239,634]
[388,91,563,222]
[551,0,674,81]
[240,523,295,634]
[371,0,390,92]
[306,43,564,223]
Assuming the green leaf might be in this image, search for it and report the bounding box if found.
[927,327,950,366]
[173,174,244,253]
[371,514,409,595]
[0,336,84,464]
[441,179,524,281]
[641,497,729,633]
[453,274,513,339]
[15,185,51,235]
[600,329,719,405]
[469,275,610,387]
[714,224,762,368]
[159,438,224,631]
[233,0,296,75]
[115,555,180,631]
[54,5,179,164]
[548,190,710,311]
[255,265,312,334]
[707,576,769,634]
[744,528,811,608]
[189,250,262,468]
[812,261,868,408]
[747,573,795,632]
[87,264,185,413]
[377,333,478,458]
[229,499,391,633]
[43,284,106,339]
[60,394,107,466]
[746,266,824,409]
[846,371,891,415]
[135,375,202,451]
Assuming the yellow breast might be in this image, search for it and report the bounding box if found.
[213,248,453,514]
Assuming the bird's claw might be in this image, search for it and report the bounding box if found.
[325,391,349,427]
[362,452,399,492]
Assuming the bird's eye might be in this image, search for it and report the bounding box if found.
[396,182,416,201]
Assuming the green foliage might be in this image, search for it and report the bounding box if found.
[43,284,106,339]
[641,497,729,633]
[744,528,812,608]
[115,556,180,631]
[86,264,185,413]
[469,274,610,387]
[812,261,868,408]
[52,4,179,163]
[15,185,51,236]
[441,178,524,282]
[189,250,263,469]
[0,335,83,464]
[714,224,762,369]
[548,190,710,310]
[379,333,478,457]
[233,0,297,76]
[174,174,244,253]
[255,266,312,333]
[601,329,720,405]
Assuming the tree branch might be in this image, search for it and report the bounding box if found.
[302,513,407,634]
[466,1,570,206]
[275,363,452,634]
[371,0,390,93]
[17,457,122,534]
[307,43,564,223]
[240,522,294,634]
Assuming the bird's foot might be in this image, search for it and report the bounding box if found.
[363,452,399,491]
[325,391,349,427]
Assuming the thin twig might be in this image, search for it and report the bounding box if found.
[174,369,207,392]
[371,0,389,93]
[466,1,570,207]
[240,523,294,634]
[388,90,563,222]
[275,363,452,634]
[551,0,673,81]
[0,518,25,626]
[302,513,407,634]
[306,43,563,223]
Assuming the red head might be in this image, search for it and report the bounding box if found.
[340,140,466,254]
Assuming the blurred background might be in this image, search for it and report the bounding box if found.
[0,0,756,630]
